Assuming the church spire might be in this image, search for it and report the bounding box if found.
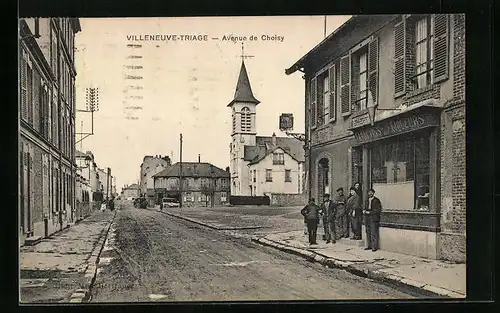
[227,44,260,107]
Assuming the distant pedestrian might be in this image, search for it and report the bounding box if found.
[109,198,115,211]
[301,198,321,245]
[320,193,336,243]
[363,188,382,252]
[334,187,348,239]
[347,186,362,239]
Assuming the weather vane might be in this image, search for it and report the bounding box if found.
[239,42,254,61]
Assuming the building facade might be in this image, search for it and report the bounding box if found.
[228,60,305,196]
[286,14,465,262]
[19,18,81,244]
[153,162,230,207]
[140,155,171,206]
[122,183,141,200]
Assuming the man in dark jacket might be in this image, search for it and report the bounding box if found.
[301,198,321,245]
[347,186,362,240]
[334,187,348,239]
[363,188,382,251]
[320,194,336,243]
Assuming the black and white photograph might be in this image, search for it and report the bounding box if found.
[18,14,469,303]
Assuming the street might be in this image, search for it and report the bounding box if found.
[90,201,422,302]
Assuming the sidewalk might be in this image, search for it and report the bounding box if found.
[160,207,466,299]
[20,209,116,303]
[255,231,465,298]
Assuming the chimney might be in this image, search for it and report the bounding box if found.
[198,154,201,163]
[272,132,277,146]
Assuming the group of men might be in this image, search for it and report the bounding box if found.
[300,183,382,252]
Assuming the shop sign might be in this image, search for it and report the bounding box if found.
[350,111,371,129]
[354,112,440,144]
[279,113,294,131]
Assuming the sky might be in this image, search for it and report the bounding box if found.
[74,16,351,191]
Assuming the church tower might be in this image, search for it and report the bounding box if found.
[228,57,260,196]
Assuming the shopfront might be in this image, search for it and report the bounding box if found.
[349,103,443,259]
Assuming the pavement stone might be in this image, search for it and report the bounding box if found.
[19,209,116,303]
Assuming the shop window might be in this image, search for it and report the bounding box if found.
[370,133,430,211]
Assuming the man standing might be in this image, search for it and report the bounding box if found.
[363,188,382,251]
[320,194,336,244]
[301,198,321,245]
[334,187,348,239]
[347,186,362,239]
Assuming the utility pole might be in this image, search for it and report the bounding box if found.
[179,134,183,208]
[106,167,111,203]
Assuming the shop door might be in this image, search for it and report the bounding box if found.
[317,158,330,202]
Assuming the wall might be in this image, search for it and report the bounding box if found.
[249,149,302,196]
[438,14,466,263]
[270,193,308,207]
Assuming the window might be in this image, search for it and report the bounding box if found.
[265,169,272,182]
[253,170,256,182]
[240,107,251,132]
[285,170,292,182]
[185,192,192,202]
[27,62,33,125]
[316,72,329,125]
[273,153,284,165]
[370,132,430,211]
[221,192,227,202]
[414,15,434,89]
[351,47,369,112]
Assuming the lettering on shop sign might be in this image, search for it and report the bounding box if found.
[350,111,371,129]
[354,113,439,144]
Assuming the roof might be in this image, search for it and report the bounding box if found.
[152,162,230,178]
[285,16,356,75]
[124,184,140,190]
[244,135,305,165]
[227,61,260,107]
[285,15,397,76]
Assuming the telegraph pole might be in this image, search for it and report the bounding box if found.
[179,134,183,208]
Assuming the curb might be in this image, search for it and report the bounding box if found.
[68,210,117,303]
[159,210,263,231]
[252,237,465,299]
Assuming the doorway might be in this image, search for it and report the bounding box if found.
[317,158,330,202]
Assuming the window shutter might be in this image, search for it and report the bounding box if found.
[329,64,336,122]
[368,36,380,105]
[433,14,449,83]
[27,63,33,125]
[394,17,406,97]
[21,52,28,121]
[310,77,317,128]
[340,54,351,115]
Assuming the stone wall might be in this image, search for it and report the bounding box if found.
[270,193,308,207]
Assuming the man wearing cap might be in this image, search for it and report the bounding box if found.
[334,187,348,240]
[301,198,321,245]
[320,193,336,243]
[363,188,382,251]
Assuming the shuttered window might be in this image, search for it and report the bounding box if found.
[340,54,351,115]
[310,77,317,128]
[27,62,33,125]
[394,17,406,97]
[21,50,28,121]
[328,64,337,122]
[368,36,380,106]
[414,15,434,89]
[433,14,449,82]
